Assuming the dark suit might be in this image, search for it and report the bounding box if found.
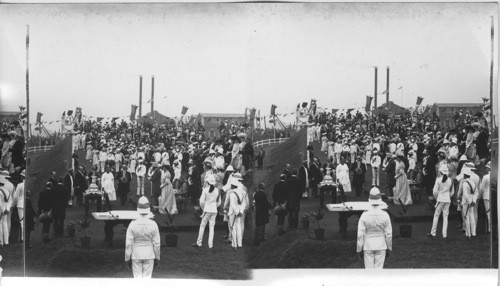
[52,183,68,236]
[74,171,86,206]
[350,161,366,196]
[38,187,53,236]
[116,170,132,205]
[385,158,397,196]
[309,163,322,198]
[286,176,302,229]
[272,180,288,227]
[150,168,162,207]
[254,189,271,244]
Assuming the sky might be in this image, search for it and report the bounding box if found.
[0,3,497,129]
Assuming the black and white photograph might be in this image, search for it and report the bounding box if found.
[0,1,498,283]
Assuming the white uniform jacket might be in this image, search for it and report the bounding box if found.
[357,205,392,252]
[125,216,161,261]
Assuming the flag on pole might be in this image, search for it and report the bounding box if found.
[249,108,256,120]
[416,96,424,106]
[332,109,339,114]
[36,112,42,123]
[271,104,277,116]
[365,96,373,112]
[130,105,138,121]
[181,106,188,115]
[301,102,308,108]
[112,117,119,122]
[347,108,354,114]
[310,99,317,115]
[67,110,73,116]
[397,86,402,90]
[97,117,104,122]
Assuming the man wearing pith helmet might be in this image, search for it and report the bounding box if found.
[357,187,392,269]
[125,196,160,278]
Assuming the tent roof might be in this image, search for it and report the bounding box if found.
[138,110,174,123]
[373,101,410,115]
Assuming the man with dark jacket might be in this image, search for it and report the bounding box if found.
[52,177,68,237]
[309,158,323,198]
[38,182,54,242]
[74,166,87,206]
[63,169,74,206]
[272,174,288,234]
[351,156,366,197]
[48,171,57,190]
[149,163,162,210]
[286,169,302,230]
[116,165,132,206]
[253,183,271,246]
[385,154,397,197]
[298,161,309,198]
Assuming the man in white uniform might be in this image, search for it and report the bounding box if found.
[461,168,478,239]
[228,173,247,250]
[125,197,160,278]
[371,149,381,187]
[135,160,146,196]
[479,162,491,233]
[0,171,13,244]
[357,187,392,269]
[15,170,25,242]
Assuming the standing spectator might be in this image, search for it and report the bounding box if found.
[272,174,288,234]
[461,168,478,239]
[98,148,107,173]
[52,177,68,237]
[336,157,351,196]
[253,182,271,246]
[479,162,491,233]
[193,175,221,249]
[0,171,13,243]
[116,166,132,206]
[74,166,86,207]
[148,163,162,211]
[24,190,35,249]
[63,169,74,206]
[38,182,53,243]
[309,158,322,198]
[101,167,117,202]
[10,132,24,168]
[125,196,160,278]
[370,149,381,187]
[393,157,413,205]
[298,161,309,198]
[286,169,302,230]
[356,187,392,269]
[427,165,453,239]
[351,156,366,197]
[227,173,247,250]
[135,159,146,196]
[14,170,25,242]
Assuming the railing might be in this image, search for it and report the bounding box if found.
[27,145,54,154]
[253,137,289,148]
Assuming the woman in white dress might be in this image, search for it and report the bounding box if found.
[159,164,178,216]
[393,158,412,205]
[101,167,116,201]
[85,144,93,160]
[129,150,137,174]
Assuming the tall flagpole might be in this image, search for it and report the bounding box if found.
[26,25,30,139]
[490,16,494,134]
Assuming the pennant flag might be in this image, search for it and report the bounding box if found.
[36,112,42,123]
[397,86,403,90]
[332,109,339,114]
[271,104,277,116]
[130,105,138,121]
[381,90,388,94]
[365,96,373,112]
[416,96,424,106]
[249,108,256,120]
[67,110,73,116]
[347,108,354,114]
[310,99,317,115]
[112,117,119,122]
[97,117,104,122]
[181,106,189,115]
[301,102,308,108]
[482,97,490,103]
[62,111,65,118]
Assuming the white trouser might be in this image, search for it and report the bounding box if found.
[230,215,243,247]
[132,259,154,278]
[0,214,8,245]
[363,249,386,269]
[18,208,24,241]
[463,204,476,237]
[137,177,144,196]
[115,162,121,173]
[341,182,351,193]
[6,210,11,238]
[372,167,379,186]
[350,153,356,164]
[334,153,341,165]
[100,161,106,173]
[430,202,450,237]
[196,212,217,248]
[484,199,491,232]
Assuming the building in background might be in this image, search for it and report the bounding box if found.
[0,111,20,122]
[433,103,483,129]
[198,113,245,138]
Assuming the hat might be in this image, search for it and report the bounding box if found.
[320,175,335,186]
[464,162,476,171]
[459,155,467,161]
[232,173,244,182]
[462,167,473,176]
[368,187,382,205]
[471,122,481,128]
[443,139,450,145]
[225,165,234,172]
[451,137,458,144]
[205,174,216,185]
[7,131,17,137]
[20,169,26,177]
[217,147,224,154]
[486,161,491,169]
[137,196,151,215]
[138,159,144,164]
[439,164,449,175]
[203,157,213,165]
[209,149,216,155]
[0,170,10,179]
[437,148,446,155]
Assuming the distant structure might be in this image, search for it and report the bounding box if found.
[0,111,20,122]
[198,113,245,138]
[433,103,483,128]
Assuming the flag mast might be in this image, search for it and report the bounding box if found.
[26,25,30,139]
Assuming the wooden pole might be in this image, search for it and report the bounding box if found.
[26,25,30,139]
[139,75,143,118]
[490,16,494,134]
[374,66,378,108]
[151,76,155,119]
[386,66,390,104]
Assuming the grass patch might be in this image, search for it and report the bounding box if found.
[0,243,24,277]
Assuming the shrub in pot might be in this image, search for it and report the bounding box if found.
[77,217,91,249]
[66,221,76,238]
[164,208,178,247]
[307,208,326,240]
[301,216,310,229]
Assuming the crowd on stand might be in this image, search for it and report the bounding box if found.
[268,109,492,244]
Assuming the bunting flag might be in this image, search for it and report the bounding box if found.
[301,102,308,108]
[111,117,119,122]
[347,108,354,114]
[97,117,104,122]
[256,110,261,122]
[365,96,373,112]
[416,96,424,106]
[130,105,138,121]
[181,106,188,115]
[62,111,65,118]
[332,109,339,114]
[249,108,256,121]
[36,112,42,123]
[271,104,277,116]
[67,110,73,116]
[310,99,317,115]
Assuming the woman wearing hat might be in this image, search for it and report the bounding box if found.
[357,187,392,269]
[427,165,454,239]
[125,196,160,278]
[101,167,117,202]
[193,174,221,248]
[393,157,412,206]
[159,164,178,216]
[1,133,12,168]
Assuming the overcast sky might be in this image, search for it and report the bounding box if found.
[0,3,497,128]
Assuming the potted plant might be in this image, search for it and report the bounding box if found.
[77,217,91,249]
[398,199,412,238]
[66,221,77,238]
[301,214,310,229]
[309,208,326,240]
[164,209,178,247]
